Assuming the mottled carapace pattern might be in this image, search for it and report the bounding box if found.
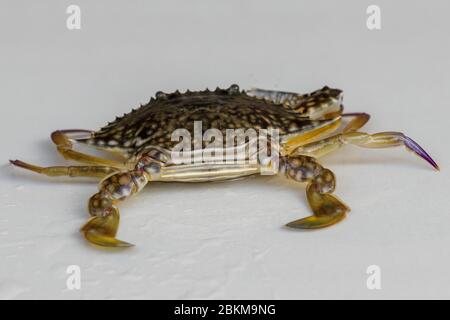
[78,85,342,155]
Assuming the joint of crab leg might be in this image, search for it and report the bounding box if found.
[282,156,350,229]
[50,129,93,147]
[339,131,439,171]
[50,129,124,167]
[372,132,439,170]
[81,166,153,248]
[341,113,370,133]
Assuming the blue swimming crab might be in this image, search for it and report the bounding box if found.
[10,85,439,248]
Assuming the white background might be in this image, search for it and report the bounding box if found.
[0,0,449,299]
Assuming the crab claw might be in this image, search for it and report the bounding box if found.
[80,207,134,248]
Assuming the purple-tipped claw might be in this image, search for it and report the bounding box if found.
[403,136,439,171]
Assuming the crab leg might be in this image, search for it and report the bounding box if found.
[81,153,162,248]
[341,113,370,133]
[291,131,439,170]
[9,159,119,178]
[51,130,126,168]
[280,155,349,228]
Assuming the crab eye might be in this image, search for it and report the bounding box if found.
[228,84,240,95]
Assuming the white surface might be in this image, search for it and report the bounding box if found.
[1,0,449,299]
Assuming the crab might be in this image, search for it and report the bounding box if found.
[10,84,439,248]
